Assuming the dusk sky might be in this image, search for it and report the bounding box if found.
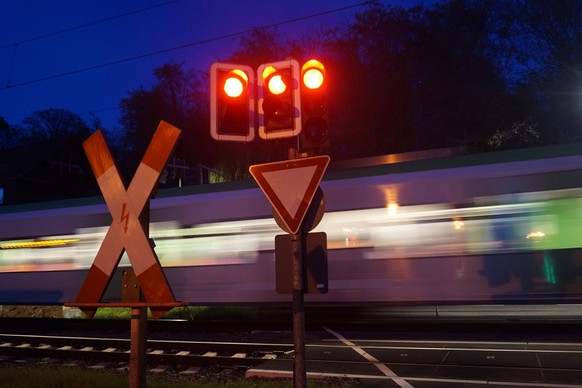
[0,0,428,131]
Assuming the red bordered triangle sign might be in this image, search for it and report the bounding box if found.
[250,156,330,234]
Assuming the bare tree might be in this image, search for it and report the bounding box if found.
[20,108,90,144]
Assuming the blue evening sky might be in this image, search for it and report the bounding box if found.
[0,0,428,131]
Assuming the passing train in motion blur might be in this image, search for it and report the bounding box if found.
[2,143,582,307]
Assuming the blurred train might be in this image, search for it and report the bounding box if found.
[2,143,582,307]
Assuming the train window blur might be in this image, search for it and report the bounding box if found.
[0,188,579,273]
[5,144,582,306]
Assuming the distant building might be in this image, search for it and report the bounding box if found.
[0,138,98,205]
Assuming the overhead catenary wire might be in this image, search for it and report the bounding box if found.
[0,2,367,92]
[0,0,182,50]
[1,0,182,88]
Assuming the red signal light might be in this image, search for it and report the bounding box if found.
[223,69,248,98]
[300,59,329,150]
[301,60,325,90]
[268,75,287,95]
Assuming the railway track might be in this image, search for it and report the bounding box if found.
[0,333,293,369]
[3,317,582,386]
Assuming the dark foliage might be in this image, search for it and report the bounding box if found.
[4,0,581,183]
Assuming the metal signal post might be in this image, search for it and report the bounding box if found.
[290,230,306,388]
[250,155,329,388]
[214,58,330,388]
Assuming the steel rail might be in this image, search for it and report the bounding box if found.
[0,333,292,367]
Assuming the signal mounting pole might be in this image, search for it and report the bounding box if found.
[290,230,306,387]
[250,155,329,388]
[288,148,307,388]
[213,58,329,388]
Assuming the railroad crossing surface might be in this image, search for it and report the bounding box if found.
[247,325,582,387]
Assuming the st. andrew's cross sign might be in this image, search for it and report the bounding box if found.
[75,121,180,319]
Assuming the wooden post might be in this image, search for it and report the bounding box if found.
[129,307,147,388]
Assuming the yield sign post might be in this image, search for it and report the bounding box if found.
[75,121,181,320]
[249,155,329,388]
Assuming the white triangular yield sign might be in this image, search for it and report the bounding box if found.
[250,155,330,234]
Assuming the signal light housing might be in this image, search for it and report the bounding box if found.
[210,62,255,142]
[300,59,329,150]
[257,59,301,140]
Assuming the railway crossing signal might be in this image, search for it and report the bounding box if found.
[211,58,328,146]
[75,121,181,319]
[220,58,328,387]
[249,155,330,388]
[210,63,255,142]
[300,59,329,150]
[257,59,302,140]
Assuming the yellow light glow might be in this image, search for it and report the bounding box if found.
[301,59,325,89]
[0,239,80,249]
[387,203,399,215]
[261,66,277,81]
[223,69,248,98]
[383,186,399,216]
[526,231,546,239]
[453,220,465,230]
[268,75,287,95]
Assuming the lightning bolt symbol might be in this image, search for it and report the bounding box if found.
[120,202,130,234]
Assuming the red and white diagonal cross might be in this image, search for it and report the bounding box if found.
[76,121,181,319]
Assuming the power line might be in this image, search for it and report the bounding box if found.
[0,0,182,50]
[0,2,367,91]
